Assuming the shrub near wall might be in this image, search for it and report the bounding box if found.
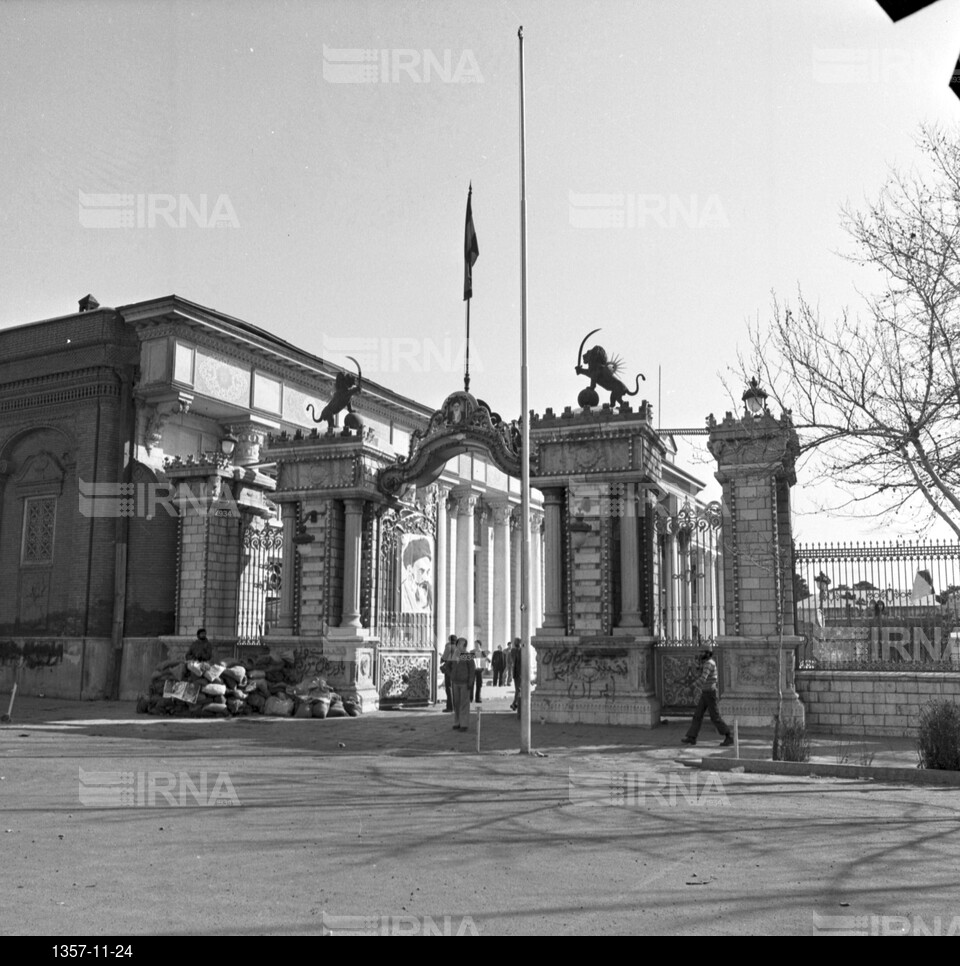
[798,670,960,737]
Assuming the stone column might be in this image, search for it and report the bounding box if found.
[434,486,448,648]
[341,498,364,628]
[616,482,644,630]
[274,501,297,634]
[490,501,513,649]
[529,509,544,635]
[511,511,522,639]
[446,500,457,639]
[541,488,565,629]
[452,488,478,642]
[480,503,494,651]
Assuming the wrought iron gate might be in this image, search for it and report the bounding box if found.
[236,518,284,647]
[375,491,437,705]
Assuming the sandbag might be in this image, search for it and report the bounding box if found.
[263,695,295,717]
[311,695,331,719]
[203,663,227,682]
[202,682,227,697]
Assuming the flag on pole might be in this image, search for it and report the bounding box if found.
[912,569,935,602]
[464,183,479,301]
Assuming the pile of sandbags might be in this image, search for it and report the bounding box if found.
[136,651,360,718]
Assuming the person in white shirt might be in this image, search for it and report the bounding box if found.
[472,641,488,703]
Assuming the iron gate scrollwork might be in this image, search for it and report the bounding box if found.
[236,518,284,647]
[653,498,724,713]
[376,489,438,705]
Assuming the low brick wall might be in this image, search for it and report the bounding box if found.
[798,670,960,737]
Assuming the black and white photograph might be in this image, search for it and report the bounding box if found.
[2,0,960,941]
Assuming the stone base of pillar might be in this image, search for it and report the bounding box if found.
[260,631,380,714]
[714,635,805,728]
[530,632,660,727]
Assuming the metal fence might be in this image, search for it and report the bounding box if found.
[794,540,960,670]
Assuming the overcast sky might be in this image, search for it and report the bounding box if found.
[2,0,959,541]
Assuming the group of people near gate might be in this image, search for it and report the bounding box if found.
[440,636,523,731]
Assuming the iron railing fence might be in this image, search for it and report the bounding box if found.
[794,540,960,670]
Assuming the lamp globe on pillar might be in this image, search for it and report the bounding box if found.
[219,432,239,460]
[741,377,768,418]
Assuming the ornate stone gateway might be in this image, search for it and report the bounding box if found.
[526,402,667,726]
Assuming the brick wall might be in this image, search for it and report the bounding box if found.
[798,670,960,737]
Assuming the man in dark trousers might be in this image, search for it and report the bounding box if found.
[491,645,506,687]
[510,639,522,711]
[440,635,457,712]
[682,648,733,746]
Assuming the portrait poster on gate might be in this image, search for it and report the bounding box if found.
[399,532,434,615]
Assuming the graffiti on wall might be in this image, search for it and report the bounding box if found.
[0,639,64,669]
[292,647,346,683]
[540,647,629,699]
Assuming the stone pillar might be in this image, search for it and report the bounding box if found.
[511,511,522,639]
[434,486,448,649]
[616,482,644,630]
[341,498,364,628]
[274,501,297,634]
[541,488,565,629]
[452,488,478,641]
[530,509,544,635]
[480,503,494,652]
[491,501,513,649]
[707,408,804,725]
[446,501,457,639]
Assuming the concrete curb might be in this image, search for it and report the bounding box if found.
[702,755,960,786]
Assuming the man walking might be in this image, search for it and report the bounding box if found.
[450,638,475,733]
[682,648,733,747]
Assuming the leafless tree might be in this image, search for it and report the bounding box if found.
[741,127,960,539]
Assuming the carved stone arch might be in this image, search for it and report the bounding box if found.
[377,391,524,498]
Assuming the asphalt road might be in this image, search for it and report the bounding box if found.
[2,701,959,936]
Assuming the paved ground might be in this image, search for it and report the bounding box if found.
[3,685,960,936]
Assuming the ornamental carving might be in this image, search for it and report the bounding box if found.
[377,391,522,498]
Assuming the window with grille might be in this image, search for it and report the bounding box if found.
[21,497,56,565]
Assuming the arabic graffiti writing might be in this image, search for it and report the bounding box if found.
[540,647,629,699]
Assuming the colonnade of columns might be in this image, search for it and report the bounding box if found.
[437,485,544,654]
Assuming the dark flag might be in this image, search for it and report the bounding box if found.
[464,184,479,301]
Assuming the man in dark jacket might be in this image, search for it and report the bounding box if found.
[510,639,522,711]
[491,646,506,687]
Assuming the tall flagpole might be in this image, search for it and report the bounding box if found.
[518,25,532,754]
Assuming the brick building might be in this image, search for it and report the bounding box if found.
[0,295,719,705]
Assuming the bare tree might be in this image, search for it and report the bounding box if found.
[742,127,960,539]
